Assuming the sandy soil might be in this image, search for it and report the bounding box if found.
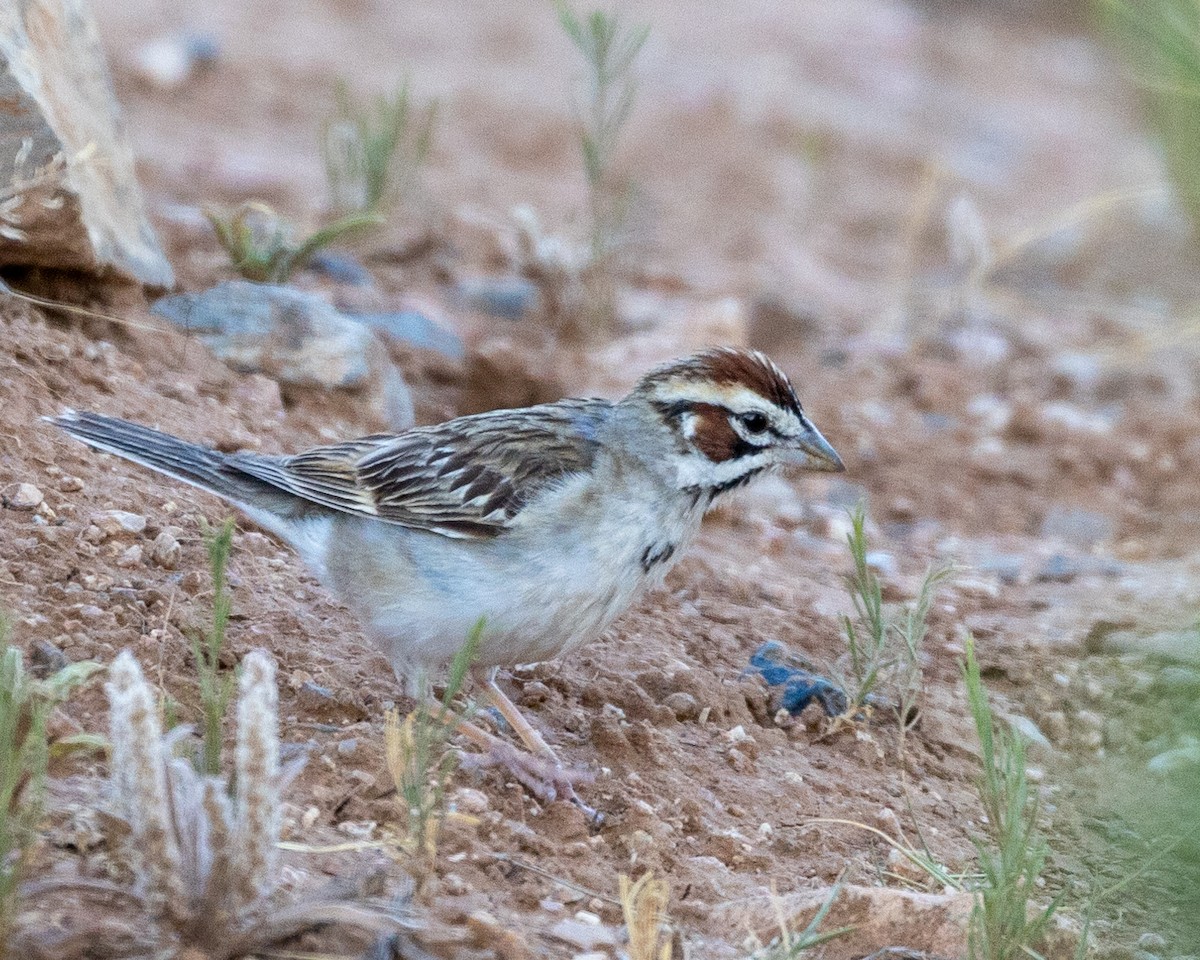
[3,0,1200,956]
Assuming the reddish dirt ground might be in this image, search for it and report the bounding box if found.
[3,0,1200,957]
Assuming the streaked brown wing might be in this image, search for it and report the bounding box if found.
[227,399,611,539]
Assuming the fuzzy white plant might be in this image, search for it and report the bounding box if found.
[233,650,281,908]
[31,649,415,958]
[105,648,292,928]
[105,651,187,915]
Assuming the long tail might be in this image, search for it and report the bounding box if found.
[46,410,296,516]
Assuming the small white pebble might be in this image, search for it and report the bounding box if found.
[8,483,44,510]
[574,910,601,926]
[452,787,490,814]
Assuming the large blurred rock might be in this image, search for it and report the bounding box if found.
[0,0,173,286]
[153,281,414,429]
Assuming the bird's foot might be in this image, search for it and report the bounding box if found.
[459,742,600,824]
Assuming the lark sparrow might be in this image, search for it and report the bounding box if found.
[49,347,843,805]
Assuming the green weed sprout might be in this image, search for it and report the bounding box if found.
[385,620,483,869]
[1098,0,1200,229]
[206,201,382,283]
[322,78,438,216]
[749,881,853,959]
[555,2,648,331]
[962,634,1058,960]
[1,616,99,956]
[192,518,237,776]
[838,504,951,723]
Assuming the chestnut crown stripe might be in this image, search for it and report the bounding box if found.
[636,348,804,419]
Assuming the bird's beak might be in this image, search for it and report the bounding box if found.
[782,423,845,473]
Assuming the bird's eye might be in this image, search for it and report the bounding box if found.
[740,411,770,434]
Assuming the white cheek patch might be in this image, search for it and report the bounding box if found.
[680,411,699,439]
[672,449,773,491]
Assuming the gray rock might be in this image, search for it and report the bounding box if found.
[132,31,220,92]
[664,691,700,722]
[1051,352,1104,397]
[29,639,69,678]
[349,309,466,361]
[1156,666,1200,693]
[153,281,414,429]
[865,550,898,578]
[456,275,539,320]
[1004,714,1051,751]
[976,552,1024,585]
[309,251,373,286]
[1035,553,1080,583]
[1098,629,1200,666]
[0,0,173,286]
[1147,743,1200,774]
[1040,506,1114,550]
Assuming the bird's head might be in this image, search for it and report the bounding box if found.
[626,347,844,498]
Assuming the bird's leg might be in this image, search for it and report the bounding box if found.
[455,667,597,821]
[477,667,557,761]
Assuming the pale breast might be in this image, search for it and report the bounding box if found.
[316,463,703,681]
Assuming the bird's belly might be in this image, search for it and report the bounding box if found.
[317,506,680,677]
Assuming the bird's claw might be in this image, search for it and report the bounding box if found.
[460,742,600,823]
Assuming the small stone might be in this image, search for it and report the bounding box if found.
[1006,715,1051,751]
[1078,728,1104,751]
[1148,744,1200,774]
[150,530,181,568]
[350,309,466,361]
[664,691,700,722]
[134,36,195,90]
[865,551,897,577]
[726,725,753,745]
[1040,506,1114,550]
[29,639,69,678]
[442,872,468,895]
[335,820,375,839]
[336,738,358,757]
[1036,554,1080,583]
[1043,711,1069,744]
[976,552,1024,585]
[296,681,337,710]
[456,275,540,321]
[1157,666,1200,693]
[601,703,626,722]
[1081,677,1105,701]
[116,544,143,568]
[452,787,490,814]
[7,484,44,510]
[1075,710,1104,734]
[548,917,617,952]
[56,474,84,492]
[94,509,147,536]
[309,250,373,286]
[1137,934,1168,952]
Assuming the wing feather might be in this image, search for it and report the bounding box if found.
[229,399,611,539]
